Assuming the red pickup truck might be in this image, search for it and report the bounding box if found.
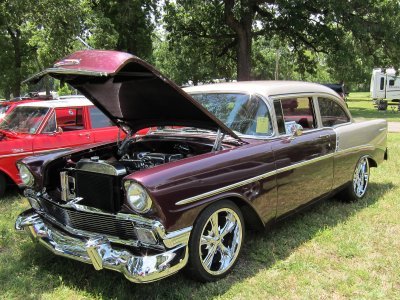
[0,96,126,197]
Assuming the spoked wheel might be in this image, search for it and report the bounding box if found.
[353,157,369,198]
[339,156,370,201]
[186,200,244,282]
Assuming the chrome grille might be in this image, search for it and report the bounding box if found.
[40,198,136,240]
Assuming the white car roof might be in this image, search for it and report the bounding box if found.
[18,96,93,108]
[183,80,339,98]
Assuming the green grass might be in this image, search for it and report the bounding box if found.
[1,135,400,299]
[347,92,400,122]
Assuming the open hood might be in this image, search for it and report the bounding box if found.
[25,50,240,139]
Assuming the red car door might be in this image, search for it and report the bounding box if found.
[33,107,94,153]
[87,106,121,143]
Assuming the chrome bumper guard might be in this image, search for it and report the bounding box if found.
[15,209,189,283]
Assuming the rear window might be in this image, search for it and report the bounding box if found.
[318,98,350,127]
[89,107,114,128]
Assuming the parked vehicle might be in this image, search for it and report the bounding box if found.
[0,97,122,197]
[322,83,347,102]
[0,98,41,122]
[16,50,387,283]
[370,68,400,105]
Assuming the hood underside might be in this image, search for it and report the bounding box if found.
[25,50,239,139]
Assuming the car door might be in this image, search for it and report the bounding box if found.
[271,96,335,217]
[87,106,121,143]
[33,107,94,154]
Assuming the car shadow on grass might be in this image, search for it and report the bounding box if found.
[3,181,394,300]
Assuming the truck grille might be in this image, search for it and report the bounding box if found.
[39,198,136,240]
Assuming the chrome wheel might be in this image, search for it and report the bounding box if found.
[199,208,243,276]
[353,157,369,198]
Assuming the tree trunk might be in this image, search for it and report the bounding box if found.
[7,27,22,97]
[236,28,252,81]
[224,0,253,81]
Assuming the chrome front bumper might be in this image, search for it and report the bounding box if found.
[15,209,189,283]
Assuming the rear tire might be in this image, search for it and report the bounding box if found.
[185,200,244,282]
[0,173,6,198]
[338,156,370,202]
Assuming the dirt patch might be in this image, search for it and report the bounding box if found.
[388,122,400,133]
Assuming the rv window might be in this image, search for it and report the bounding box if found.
[389,79,395,86]
[380,77,385,90]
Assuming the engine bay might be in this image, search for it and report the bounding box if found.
[51,137,223,210]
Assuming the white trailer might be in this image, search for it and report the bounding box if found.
[370,68,400,101]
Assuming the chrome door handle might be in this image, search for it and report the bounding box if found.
[319,134,330,139]
[78,133,90,138]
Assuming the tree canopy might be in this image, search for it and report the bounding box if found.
[0,0,399,98]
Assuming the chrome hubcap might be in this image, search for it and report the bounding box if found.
[353,157,369,198]
[199,208,242,275]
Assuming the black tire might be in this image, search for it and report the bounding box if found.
[0,173,6,198]
[338,156,370,202]
[185,200,245,282]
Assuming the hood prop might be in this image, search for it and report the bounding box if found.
[212,129,225,152]
[117,128,133,157]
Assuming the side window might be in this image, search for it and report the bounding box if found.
[380,77,385,90]
[318,97,350,127]
[42,112,57,133]
[56,108,84,131]
[89,106,114,128]
[279,97,316,133]
[389,79,395,86]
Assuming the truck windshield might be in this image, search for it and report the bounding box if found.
[0,106,49,133]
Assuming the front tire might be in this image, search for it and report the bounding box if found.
[0,173,5,198]
[339,156,370,201]
[186,200,244,282]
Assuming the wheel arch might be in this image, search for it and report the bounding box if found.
[367,156,377,168]
[0,167,17,186]
[193,193,265,231]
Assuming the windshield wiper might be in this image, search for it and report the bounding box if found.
[180,127,216,134]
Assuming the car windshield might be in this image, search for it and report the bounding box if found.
[190,93,273,136]
[0,106,49,133]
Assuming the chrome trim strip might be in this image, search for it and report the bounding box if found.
[0,147,73,159]
[176,152,336,206]
[335,144,375,154]
[0,152,34,159]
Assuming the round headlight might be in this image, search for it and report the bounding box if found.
[124,181,152,213]
[17,163,34,187]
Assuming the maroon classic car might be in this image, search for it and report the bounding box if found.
[15,50,387,283]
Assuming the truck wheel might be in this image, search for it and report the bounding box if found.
[0,173,6,198]
[186,200,244,282]
[339,156,370,202]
